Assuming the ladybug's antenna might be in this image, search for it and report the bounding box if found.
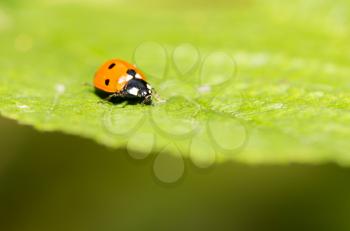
[152,88,166,104]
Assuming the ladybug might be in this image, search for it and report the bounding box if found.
[94,59,154,104]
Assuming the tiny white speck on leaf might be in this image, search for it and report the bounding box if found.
[266,103,284,110]
[310,91,325,98]
[197,85,211,94]
[17,104,29,109]
[55,84,66,94]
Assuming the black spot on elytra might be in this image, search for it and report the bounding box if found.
[105,79,110,86]
[108,63,116,69]
[127,69,137,77]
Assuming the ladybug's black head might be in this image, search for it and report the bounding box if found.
[123,78,152,104]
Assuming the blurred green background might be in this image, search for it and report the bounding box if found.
[2,116,350,230]
[1,0,350,230]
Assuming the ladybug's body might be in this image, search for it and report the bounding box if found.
[94,59,153,104]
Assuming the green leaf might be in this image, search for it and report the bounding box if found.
[1,0,350,170]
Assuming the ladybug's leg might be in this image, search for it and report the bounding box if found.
[97,92,125,104]
[104,92,124,101]
[104,93,117,101]
[141,95,152,105]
